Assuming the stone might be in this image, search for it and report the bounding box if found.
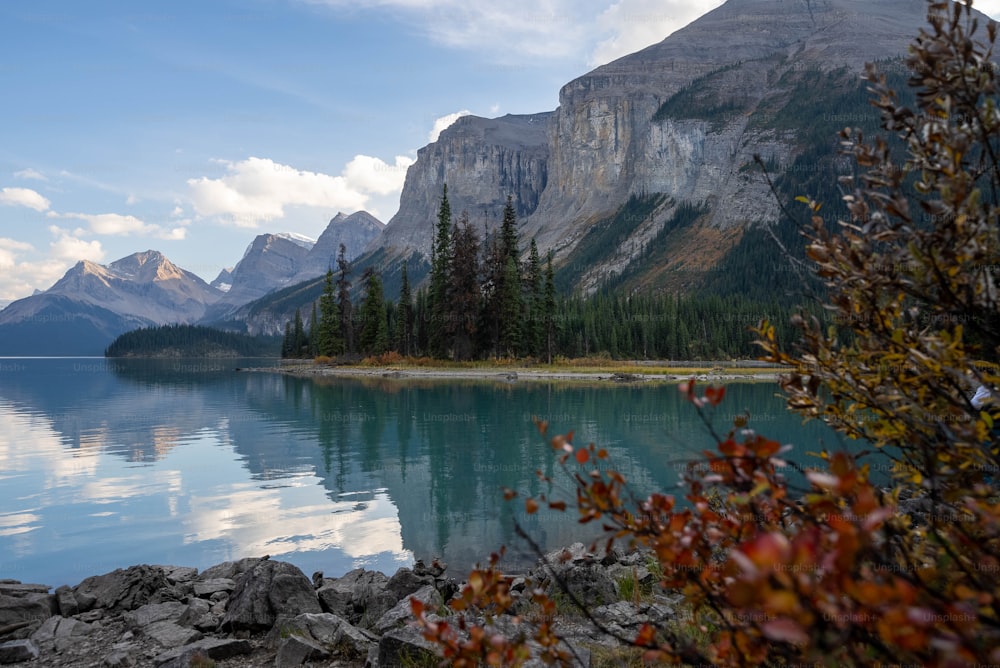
[375,584,442,635]
[274,635,329,667]
[158,566,198,584]
[0,638,39,664]
[219,559,321,633]
[103,649,136,667]
[123,601,185,629]
[316,568,396,628]
[197,557,263,582]
[386,567,434,601]
[176,599,216,631]
[153,637,252,667]
[192,578,234,598]
[377,625,440,668]
[266,612,376,659]
[55,585,79,617]
[141,620,202,648]
[73,565,169,612]
[0,584,49,597]
[30,615,94,643]
[0,594,52,628]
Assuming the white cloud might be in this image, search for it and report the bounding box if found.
[0,237,79,307]
[187,156,408,227]
[48,226,105,263]
[13,168,47,181]
[47,211,187,240]
[429,110,471,143]
[590,0,725,66]
[0,187,51,212]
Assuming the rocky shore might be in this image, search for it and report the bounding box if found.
[0,545,676,667]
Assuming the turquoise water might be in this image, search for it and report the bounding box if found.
[0,358,869,588]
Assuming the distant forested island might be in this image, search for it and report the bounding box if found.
[105,324,281,358]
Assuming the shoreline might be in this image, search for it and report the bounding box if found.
[244,362,782,383]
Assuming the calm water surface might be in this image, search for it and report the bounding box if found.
[0,358,868,588]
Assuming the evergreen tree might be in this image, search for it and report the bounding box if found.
[428,184,452,358]
[309,302,319,357]
[499,255,522,358]
[293,308,307,357]
[542,251,557,364]
[396,261,414,356]
[414,287,429,356]
[477,230,504,359]
[281,321,293,358]
[522,238,543,358]
[499,195,519,264]
[358,269,389,356]
[448,211,481,360]
[315,268,341,356]
[336,243,354,354]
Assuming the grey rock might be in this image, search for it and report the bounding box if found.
[103,649,136,667]
[0,584,49,597]
[140,620,202,648]
[219,559,321,632]
[197,557,263,582]
[0,593,52,628]
[55,585,79,617]
[386,567,435,601]
[73,565,169,612]
[0,638,39,664]
[316,568,396,628]
[153,637,252,667]
[176,599,217,631]
[123,601,185,629]
[375,584,442,635]
[192,578,235,598]
[31,615,94,643]
[158,566,198,584]
[275,635,329,667]
[266,612,376,659]
[377,625,441,668]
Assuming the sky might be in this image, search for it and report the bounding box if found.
[2,0,1000,308]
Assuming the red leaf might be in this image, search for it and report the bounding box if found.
[410,597,425,616]
[705,385,726,407]
[548,500,567,511]
[575,448,590,464]
[525,498,539,515]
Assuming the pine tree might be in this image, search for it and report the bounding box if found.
[499,255,522,358]
[428,184,452,358]
[523,238,543,358]
[309,302,319,357]
[358,269,389,356]
[397,261,414,356]
[315,268,341,356]
[336,243,354,354]
[293,308,306,357]
[542,251,557,364]
[448,211,481,360]
[414,287,429,356]
[281,321,293,358]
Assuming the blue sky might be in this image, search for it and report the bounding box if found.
[1,0,999,307]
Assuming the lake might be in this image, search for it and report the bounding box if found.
[0,358,870,589]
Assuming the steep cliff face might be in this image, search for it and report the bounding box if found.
[370,0,938,293]
[374,113,551,256]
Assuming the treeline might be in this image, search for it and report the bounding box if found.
[283,185,804,362]
[106,324,281,357]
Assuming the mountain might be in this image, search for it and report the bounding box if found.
[293,211,384,282]
[0,251,222,355]
[201,233,312,324]
[360,0,948,296]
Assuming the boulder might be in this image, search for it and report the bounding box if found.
[0,584,48,597]
[54,585,79,617]
[386,567,435,601]
[0,639,39,664]
[377,625,440,668]
[375,584,442,635]
[219,559,321,632]
[176,598,217,631]
[192,578,234,598]
[0,594,53,628]
[316,568,396,628]
[274,635,329,667]
[30,615,94,643]
[153,637,253,667]
[158,566,198,584]
[266,612,377,659]
[73,565,169,612]
[103,648,136,667]
[123,601,185,629]
[197,557,263,581]
[140,620,202,648]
